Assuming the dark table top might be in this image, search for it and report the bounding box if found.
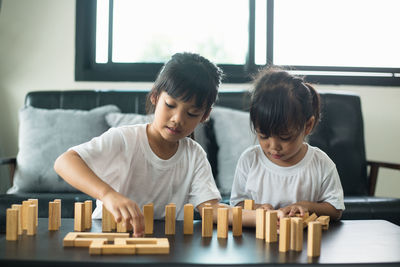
[1,218,400,267]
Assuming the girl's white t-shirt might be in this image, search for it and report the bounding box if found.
[71,124,221,220]
[230,144,345,210]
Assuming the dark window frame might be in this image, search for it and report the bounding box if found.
[76,0,400,86]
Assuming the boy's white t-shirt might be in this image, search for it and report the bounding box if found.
[230,144,345,210]
[71,124,221,220]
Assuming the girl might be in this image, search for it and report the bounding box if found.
[230,68,345,221]
[54,52,223,236]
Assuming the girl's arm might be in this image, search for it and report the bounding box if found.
[279,201,342,221]
[54,150,144,236]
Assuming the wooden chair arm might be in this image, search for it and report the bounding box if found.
[367,160,400,196]
[0,157,17,186]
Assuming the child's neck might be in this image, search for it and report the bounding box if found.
[146,124,179,160]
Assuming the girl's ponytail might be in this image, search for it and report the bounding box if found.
[304,83,321,130]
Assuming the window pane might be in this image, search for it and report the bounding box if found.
[274,0,400,68]
[255,0,266,65]
[96,0,109,63]
[111,0,248,64]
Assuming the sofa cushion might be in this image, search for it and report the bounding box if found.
[7,105,120,193]
[210,106,257,196]
[105,112,209,153]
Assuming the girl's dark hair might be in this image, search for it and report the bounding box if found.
[146,52,223,113]
[250,67,320,137]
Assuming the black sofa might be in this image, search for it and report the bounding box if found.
[1,90,399,232]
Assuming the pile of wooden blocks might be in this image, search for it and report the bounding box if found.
[6,198,38,241]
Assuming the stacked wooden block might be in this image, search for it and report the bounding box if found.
[6,198,38,241]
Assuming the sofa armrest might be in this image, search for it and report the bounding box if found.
[0,156,16,186]
[367,160,400,196]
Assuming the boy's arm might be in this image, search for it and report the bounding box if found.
[54,150,144,236]
[280,201,342,221]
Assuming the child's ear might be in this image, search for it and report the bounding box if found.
[305,116,315,135]
[200,108,212,123]
[150,93,158,105]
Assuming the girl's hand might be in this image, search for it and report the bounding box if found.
[279,204,308,218]
[254,203,274,211]
[101,190,144,237]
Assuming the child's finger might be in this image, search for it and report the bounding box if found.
[128,205,144,237]
[119,206,132,224]
[108,207,122,223]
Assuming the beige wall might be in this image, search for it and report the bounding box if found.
[0,0,399,195]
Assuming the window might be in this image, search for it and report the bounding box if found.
[76,0,400,85]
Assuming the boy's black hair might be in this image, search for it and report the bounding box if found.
[146,52,223,113]
[250,67,320,137]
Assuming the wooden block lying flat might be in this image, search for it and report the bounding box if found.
[316,215,330,230]
[303,213,318,229]
[202,207,213,237]
[27,205,37,235]
[183,204,194,235]
[217,208,228,239]
[143,203,154,235]
[307,221,322,257]
[28,198,38,226]
[290,217,303,251]
[165,204,176,235]
[84,200,92,230]
[256,209,265,239]
[74,202,85,232]
[63,232,130,247]
[6,208,18,241]
[244,199,255,210]
[11,204,22,235]
[232,206,242,237]
[279,217,291,252]
[265,210,278,243]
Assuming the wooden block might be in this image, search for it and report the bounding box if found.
[102,205,113,232]
[303,212,318,229]
[27,204,37,235]
[126,238,170,254]
[244,199,255,210]
[84,200,92,230]
[232,206,242,237]
[6,208,18,241]
[279,217,291,252]
[316,215,330,230]
[22,200,31,231]
[256,208,266,239]
[74,202,85,232]
[143,203,154,235]
[307,221,322,257]
[116,221,128,233]
[28,198,38,226]
[54,199,62,227]
[11,204,22,235]
[63,232,129,247]
[165,204,176,235]
[265,210,278,243]
[89,239,107,255]
[201,206,213,237]
[183,204,194,235]
[217,208,228,239]
[48,202,58,231]
[290,217,303,251]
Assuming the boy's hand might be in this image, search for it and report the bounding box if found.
[254,203,274,211]
[101,190,144,237]
[279,204,308,218]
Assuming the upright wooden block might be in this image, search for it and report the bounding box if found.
[165,204,176,235]
[265,210,278,243]
[48,201,58,231]
[290,217,303,251]
[116,221,128,233]
[217,208,228,239]
[84,200,92,230]
[28,198,38,226]
[201,206,213,237]
[22,200,31,231]
[6,208,18,241]
[256,208,265,239]
[144,203,154,235]
[232,206,242,237]
[11,204,22,235]
[102,205,113,232]
[74,202,85,232]
[244,199,255,210]
[279,217,291,252]
[307,221,322,257]
[27,205,37,235]
[54,199,62,227]
[183,204,194,235]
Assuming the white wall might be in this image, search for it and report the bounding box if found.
[0,0,399,196]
